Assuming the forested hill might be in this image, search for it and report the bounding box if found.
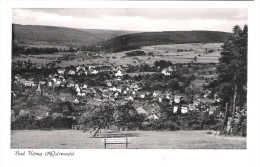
[12,24,138,46]
[103,31,231,52]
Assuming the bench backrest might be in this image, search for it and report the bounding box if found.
[104,138,130,144]
[103,138,130,149]
[72,125,80,130]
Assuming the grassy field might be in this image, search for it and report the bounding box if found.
[11,130,246,149]
[13,43,222,67]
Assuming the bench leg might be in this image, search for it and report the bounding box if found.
[126,138,128,149]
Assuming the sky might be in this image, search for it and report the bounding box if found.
[12,8,248,32]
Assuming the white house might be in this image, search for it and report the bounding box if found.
[174,95,182,103]
[162,68,171,76]
[24,81,35,87]
[57,69,65,75]
[173,106,188,114]
[48,81,53,87]
[74,98,79,104]
[107,82,112,87]
[90,69,98,74]
[115,70,123,77]
[76,66,86,72]
[153,91,161,98]
[68,70,75,75]
[83,84,88,89]
[128,96,134,101]
[76,87,81,93]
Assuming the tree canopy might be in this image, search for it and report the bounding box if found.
[217,25,247,134]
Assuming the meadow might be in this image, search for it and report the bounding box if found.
[11,130,246,149]
[12,43,223,67]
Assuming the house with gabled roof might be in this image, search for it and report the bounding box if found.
[153,91,161,98]
[24,80,35,87]
[57,68,65,75]
[68,70,76,75]
[136,105,159,120]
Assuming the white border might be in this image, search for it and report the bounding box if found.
[1,1,259,167]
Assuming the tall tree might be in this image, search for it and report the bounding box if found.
[82,103,115,137]
[217,25,247,134]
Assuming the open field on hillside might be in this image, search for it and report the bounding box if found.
[103,43,222,66]
[12,43,222,67]
[11,130,246,149]
[13,53,67,65]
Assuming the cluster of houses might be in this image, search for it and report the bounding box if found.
[12,64,219,122]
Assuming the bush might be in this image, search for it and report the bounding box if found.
[11,115,73,130]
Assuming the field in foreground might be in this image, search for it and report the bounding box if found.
[11,130,246,149]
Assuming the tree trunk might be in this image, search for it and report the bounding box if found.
[93,127,101,138]
[232,84,238,118]
[221,103,229,134]
[230,84,237,133]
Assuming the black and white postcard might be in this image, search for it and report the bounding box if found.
[0,0,259,167]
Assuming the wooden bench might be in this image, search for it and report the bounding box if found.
[72,125,81,130]
[103,138,130,149]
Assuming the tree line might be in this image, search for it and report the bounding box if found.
[216,25,247,135]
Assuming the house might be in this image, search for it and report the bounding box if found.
[128,96,134,101]
[136,105,159,120]
[130,83,139,90]
[55,80,61,86]
[88,66,95,70]
[162,68,171,76]
[82,84,88,89]
[57,69,65,75]
[158,96,162,103]
[174,95,182,103]
[77,92,82,96]
[39,81,46,85]
[59,92,72,102]
[173,105,189,114]
[181,106,188,114]
[153,91,161,98]
[114,92,119,98]
[109,87,122,93]
[76,87,81,93]
[115,70,123,77]
[173,106,178,113]
[35,110,49,120]
[208,106,217,115]
[90,69,98,74]
[19,79,26,84]
[75,83,79,89]
[76,66,86,72]
[15,74,21,80]
[148,114,159,120]
[52,113,63,119]
[67,81,75,88]
[24,80,35,87]
[136,107,147,114]
[74,98,79,104]
[68,70,76,75]
[19,109,29,116]
[140,93,146,99]
[107,82,112,87]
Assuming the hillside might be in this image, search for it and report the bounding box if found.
[103,31,231,52]
[12,24,138,46]
[78,29,140,41]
